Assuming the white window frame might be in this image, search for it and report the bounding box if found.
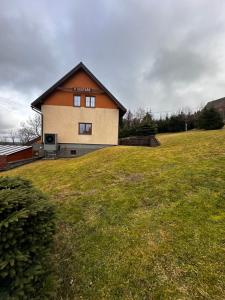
[90,96,95,107]
[85,96,95,108]
[74,95,81,107]
[79,123,92,135]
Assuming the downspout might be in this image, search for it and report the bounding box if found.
[31,106,43,143]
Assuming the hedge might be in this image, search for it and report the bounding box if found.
[0,177,55,300]
[198,107,224,130]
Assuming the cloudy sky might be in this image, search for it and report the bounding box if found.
[1,0,225,134]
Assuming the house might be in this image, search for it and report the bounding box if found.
[31,62,126,157]
[205,97,225,119]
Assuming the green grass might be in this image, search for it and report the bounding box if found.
[2,130,225,299]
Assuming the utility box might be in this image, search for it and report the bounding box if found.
[44,133,57,151]
[44,134,58,159]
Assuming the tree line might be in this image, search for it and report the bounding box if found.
[120,107,224,138]
[1,106,224,144]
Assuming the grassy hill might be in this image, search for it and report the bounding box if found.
[2,130,225,299]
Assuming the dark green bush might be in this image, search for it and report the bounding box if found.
[135,124,157,136]
[198,107,224,130]
[0,177,55,300]
[119,110,157,138]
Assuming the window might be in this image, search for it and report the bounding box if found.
[85,96,95,107]
[70,150,77,155]
[79,123,92,135]
[74,95,81,107]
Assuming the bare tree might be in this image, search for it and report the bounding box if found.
[124,110,133,128]
[26,114,41,137]
[9,129,17,144]
[134,108,146,121]
[17,114,41,144]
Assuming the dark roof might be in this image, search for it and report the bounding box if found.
[24,136,41,146]
[31,62,126,115]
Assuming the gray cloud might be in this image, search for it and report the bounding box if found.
[1,0,225,131]
[0,0,61,92]
[146,48,214,84]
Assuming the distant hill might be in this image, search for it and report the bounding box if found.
[205,97,225,119]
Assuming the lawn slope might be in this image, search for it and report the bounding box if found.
[2,130,225,299]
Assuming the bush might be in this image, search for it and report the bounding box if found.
[0,177,55,300]
[198,107,224,130]
[156,112,198,133]
[119,110,157,138]
[135,124,157,136]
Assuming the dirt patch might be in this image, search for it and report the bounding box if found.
[54,188,97,200]
[116,172,144,183]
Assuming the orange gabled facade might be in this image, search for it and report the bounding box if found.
[44,69,118,109]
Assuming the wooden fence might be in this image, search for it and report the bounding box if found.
[119,135,160,147]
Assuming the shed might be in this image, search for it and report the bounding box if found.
[0,145,33,171]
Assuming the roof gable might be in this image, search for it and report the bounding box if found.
[31,62,126,115]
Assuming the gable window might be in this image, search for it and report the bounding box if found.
[85,96,95,108]
[79,123,92,135]
[74,95,81,107]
